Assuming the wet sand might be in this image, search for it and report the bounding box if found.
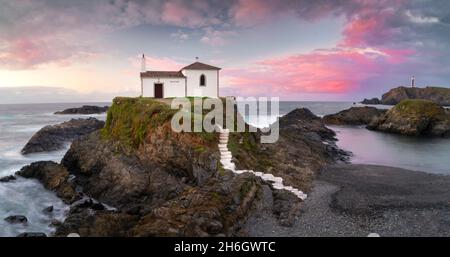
[246,164,450,237]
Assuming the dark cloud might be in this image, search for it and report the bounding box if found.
[0,0,449,94]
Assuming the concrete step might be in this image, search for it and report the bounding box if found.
[261,174,276,181]
[253,171,263,177]
[217,135,306,201]
[284,186,294,191]
[272,183,284,190]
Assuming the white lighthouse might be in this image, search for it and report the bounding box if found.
[411,76,415,88]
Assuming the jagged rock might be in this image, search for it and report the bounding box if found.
[42,206,54,213]
[367,99,450,137]
[55,105,109,115]
[0,175,16,182]
[17,232,47,237]
[22,97,349,237]
[4,215,28,224]
[229,108,349,194]
[279,108,337,140]
[72,199,105,211]
[323,107,387,125]
[16,161,81,204]
[50,219,62,227]
[49,98,269,236]
[21,118,105,154]
[54,209,139,237]
[381,86,450,106]
[61,98,220,210]
[272,190,300,227]
[361,98,382,105]
[128,173,261,237]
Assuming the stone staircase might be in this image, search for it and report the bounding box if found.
[217,127,307,200]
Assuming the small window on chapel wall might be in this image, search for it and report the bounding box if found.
[200,74,206,86]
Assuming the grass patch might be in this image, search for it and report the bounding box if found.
[101,97,177,148]
[101,97,223,148]
[393,99,445,119]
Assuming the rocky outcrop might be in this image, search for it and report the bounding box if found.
[0,175,16,182]
[50,97,262,236]
[17,232,47,237]
[4,215,28,224]
[367,99,450,137]
[16,161,81,204]
[381,86,450,106]
[21,118,105,154]
[127,173,261,236]
[17,97,349,236]
[360,98,382,105]
[229,108,349,194]
[55,105,109,115]
[225,107,349,227]
[323,107,387,125]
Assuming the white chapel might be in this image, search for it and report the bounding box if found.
[140,55,220,98]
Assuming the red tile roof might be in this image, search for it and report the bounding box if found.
[140,71,186,78]
[181,62,221,70]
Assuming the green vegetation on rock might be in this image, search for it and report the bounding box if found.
[381,86,450,106]
[367,99,450,136]
[101,97,224,148]
[392,99,444,119]
[102,97,177,148]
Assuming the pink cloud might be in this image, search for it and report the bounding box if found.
[161,0,220,28]
[230,0,277,26]
[222,47,413,97]
[339,0,408,48]
[221,0,421,99]
[0,38,99,70]
[144,55,184,71]
[124,55,184,77]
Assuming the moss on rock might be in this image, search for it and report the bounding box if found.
[367,99,450,136]
[102,97,177,148]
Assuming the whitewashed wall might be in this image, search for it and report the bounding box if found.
[182,69,218,98]
[142,77,186,98]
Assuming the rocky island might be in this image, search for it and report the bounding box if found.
[322,107,386,125]
[55,105,109,115]
[360,86,450,106]
[360,98,382,105]
[367,99,450,137]
[21,118,105,154]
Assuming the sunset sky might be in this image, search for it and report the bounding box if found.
[1,0,450,103]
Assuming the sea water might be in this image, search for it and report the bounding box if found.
[244,101,450,175]
[0,103,108,237]
[1,101,449,236]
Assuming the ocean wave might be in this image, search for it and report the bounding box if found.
[0,177,69,237]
